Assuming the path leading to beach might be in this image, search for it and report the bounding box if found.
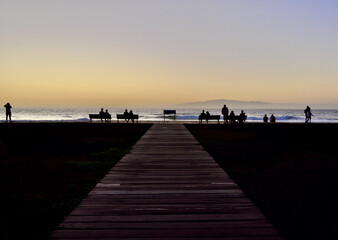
[50,124,283,239]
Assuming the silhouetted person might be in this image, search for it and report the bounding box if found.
[239,110,247,123]
[263,114,268,123]
[199,110,206,123]
[105,109,110,122]
[206,111,211,124]
[99,108,105,122]
[129,110,134,123]
[304,106,312,123]
[228,111,235,123]
[270,114,276,123]
[123,109,129,122]
[4,103,12,123]
[221,104,229,123]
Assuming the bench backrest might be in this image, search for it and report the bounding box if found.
[89,114,111,118]
[208,115,220,120]
[163,110,176,114]
[199,115,220,120]
[116,114,139,119]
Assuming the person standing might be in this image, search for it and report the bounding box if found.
[306,106,313,123]
[4,103,12,123]
[221,105,229,123]
[304,106,308,122]
[304,106,312,123]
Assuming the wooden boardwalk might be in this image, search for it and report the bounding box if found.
[50,124,283,239]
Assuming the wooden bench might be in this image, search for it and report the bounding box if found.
[199,115,220,123]
[163,110,176,121]
[89,114,111,123]
[116,114,139,123]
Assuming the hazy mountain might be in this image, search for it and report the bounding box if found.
[175,99,338,109]
[175,99,273,109]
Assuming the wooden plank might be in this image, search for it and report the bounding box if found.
[58,220,274,230]
[61,213,268,223]
[51,228,281,238]
[51,238,284,240]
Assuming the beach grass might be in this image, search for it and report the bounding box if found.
[0,122,151,239]
[186,123,338,240]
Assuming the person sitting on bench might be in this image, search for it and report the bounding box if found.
[129,110,135,123]
[123,109,129,122]
[228,111,235,123]
[104,109,110,122]
[99,108,105,122]
[199,110,206,123]
[239,110,247,123]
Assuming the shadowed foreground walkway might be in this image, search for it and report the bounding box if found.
[50,124,283,239]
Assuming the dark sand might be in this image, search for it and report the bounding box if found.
[186,123,338,240]
[1,122,337,239]
[0,122,151,239]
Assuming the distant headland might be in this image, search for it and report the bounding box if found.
[175,99,338,109]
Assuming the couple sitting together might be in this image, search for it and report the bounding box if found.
[123,109,135,123]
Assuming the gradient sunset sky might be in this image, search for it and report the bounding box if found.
[1,0,337,107]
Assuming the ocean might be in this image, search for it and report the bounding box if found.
[2,107,338,123]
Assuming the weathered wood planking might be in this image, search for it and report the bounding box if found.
[50,124,284,239]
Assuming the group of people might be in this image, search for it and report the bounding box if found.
[221,105,247,123]
[263,114,276,123]
[99,108,111,122]
[198,110,210,121]
[123,109,136,123]
[3,102,315,124]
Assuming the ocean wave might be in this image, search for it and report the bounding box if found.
[276,116,303,121]
[176,115,199,120]
[246,117,263,121]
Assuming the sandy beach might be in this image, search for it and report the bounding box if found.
[186,123,338,240]
[0,122,151,239]
[0,122,337,239]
